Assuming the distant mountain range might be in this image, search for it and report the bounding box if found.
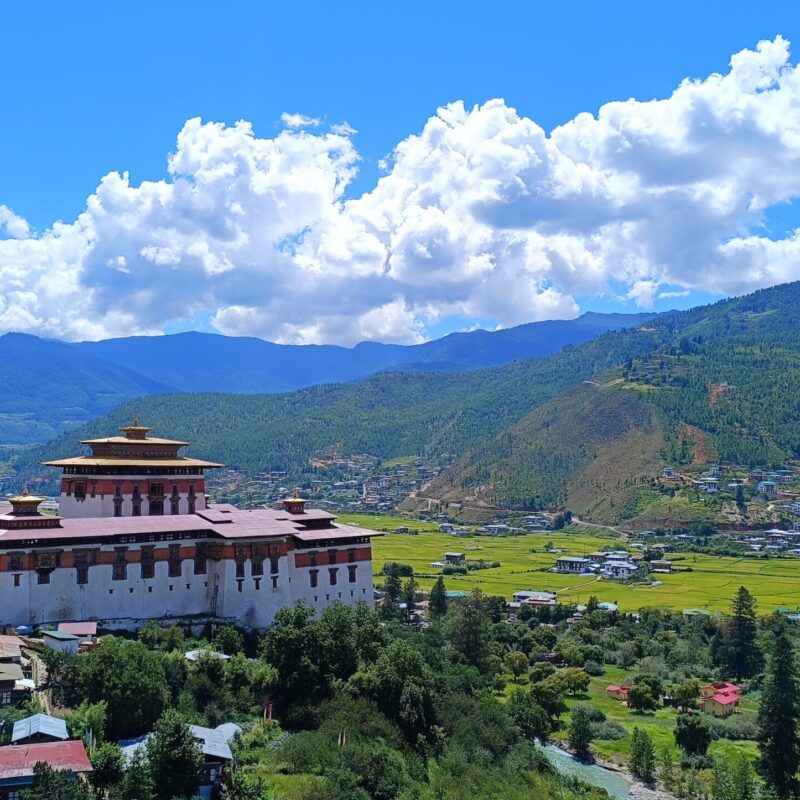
[14,281,800,527]
[0,311,658,444]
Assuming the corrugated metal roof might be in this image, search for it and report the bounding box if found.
[0,741,91,779]
[120,725,233,763]
[0,664,24,682]
[57,622,97,637]
[12,714,68,743]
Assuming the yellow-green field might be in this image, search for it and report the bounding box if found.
[354,520,800,612]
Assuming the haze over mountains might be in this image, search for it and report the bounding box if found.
[0,311,657,444]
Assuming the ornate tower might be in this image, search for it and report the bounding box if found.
[44,419,223,519]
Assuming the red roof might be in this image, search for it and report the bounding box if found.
[707,681,741,693]
[57,622,97,637]
[705,692,740,706]
[607,685,629,693]
[0,740,92,780]
[0,505,379,546]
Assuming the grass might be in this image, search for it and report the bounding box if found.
[368,517,800,612]
[551,666,758,765]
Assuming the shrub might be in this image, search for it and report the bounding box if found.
[583,659,604,676]
[593,719,627,741]
[707,714,759,741]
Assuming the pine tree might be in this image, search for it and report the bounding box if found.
[730,755,757,800]
[568,705,593,758]
[658,747,676,791]
[724,586,763,680]
[712,759,734,800]
[429,576,448,617]
[758,628,800,799]
[630,728,655,783]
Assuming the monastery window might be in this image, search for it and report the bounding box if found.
[309,552,317,567]
[327,549,337,564]
[309,569,319,588]
[13,574,21,588]
[149,500,164,516]
[254,578,261,590]
[251,545,265,577]
[112,547,128,581]
[271,576,278,589]
[348,549,357,563]
[74,482,86,500]
[194,544,207,576]
[329,568,338,586]
[149,483,164,498]
[141,547,155,580]
[168,545,182,578]
[9,553,23,571]
[348,565,357,583]
[76,567,89,585]
[37,571,50,585]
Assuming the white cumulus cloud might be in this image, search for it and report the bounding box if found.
[4,36,800,344]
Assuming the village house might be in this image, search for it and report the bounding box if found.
[606,684,630,702]
[443,552,466,566]
[0,740,92,798]
[511,590,557,608]
[700,681,742,718]
[650,559,673,573]
[11,714,69,745]
[758,480,778,497]
[553,556,591,574]
[120,724,234,799]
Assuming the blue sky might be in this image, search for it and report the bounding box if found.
[2,2,800,343]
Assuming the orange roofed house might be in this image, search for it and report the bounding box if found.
[606,684,630,702]
[700,681,742,717]
[0,421,381,631]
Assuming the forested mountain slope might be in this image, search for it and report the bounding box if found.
[0,333,175,445]
[0,311,655,444]
[427,283,800,522]
[16,282,800,513]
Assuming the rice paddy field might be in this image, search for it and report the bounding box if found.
[339,515,800,613]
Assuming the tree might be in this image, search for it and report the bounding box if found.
[79,639,169,739]
[21,763,92,800]
[67,699,107,745]
[730,754,756,800]
[672,679,700,711]
[675,711,711,756]
[145,710,204,800]
[724,586,763,680]
[89,742,125,795]
[221,769,271,800]
[529,661,556,684]
[758,627,800,799]
[214,624,245,655]
[507,689,551,741]
[629,728,655,783]
[568,705,593,758]
[446,589,492,670]
[114,748,155,800]
[659,747,676,791]
[428,576,448,617]
[505,651,528,683]
[711,759,734,800]
[561,667,590,695]
[401,577,418,621]
[261,603,324,715]
[627,684,657,713]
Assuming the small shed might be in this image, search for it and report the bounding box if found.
[42,630,80,656]
[12,714,69,744]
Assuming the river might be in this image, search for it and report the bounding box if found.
[538,742,632,800]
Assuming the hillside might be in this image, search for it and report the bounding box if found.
[14,282,800,521]
[0,333,174,445]
[427,283,800,524]
[424,382,664,516]
[0,311,656,444]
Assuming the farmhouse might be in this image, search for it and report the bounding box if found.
[511,590,557,608]
[444,552,466,566]
[700,681,742,718]
[606,684,630,701]
[650,560,673,573]
[758,480,778,497]
[11,714,68,744]
[553,556,591,574]
[0,423,380,630]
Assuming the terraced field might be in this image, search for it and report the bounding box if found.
[350,518,800,612]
